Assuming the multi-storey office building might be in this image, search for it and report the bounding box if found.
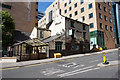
[38,11,45,21]
[1,2,38,33]
[112,2,120,47]
[38,0,115,49]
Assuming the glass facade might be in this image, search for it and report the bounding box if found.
[49,10,53,22]
[112,3,120,46]
[90,30,105,47]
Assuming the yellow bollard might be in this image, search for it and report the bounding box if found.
[102,53,109,64]
[103,53,106,63]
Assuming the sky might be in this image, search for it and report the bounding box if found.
[38,1,54,13]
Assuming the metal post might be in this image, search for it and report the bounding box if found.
[20,44,22,61]
[46,46,49,58]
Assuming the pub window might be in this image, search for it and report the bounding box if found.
[55,42,62,51]
[70,21,74,27]
[71,43,75,50]
[83,32,86,40]
[76,45,79,50]
[40,31,44,38]
[83,25,86,30]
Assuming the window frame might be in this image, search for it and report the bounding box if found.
[80,0,84,4]
[89,3,92,9]
[98,3,101,10]
[90,23,94,28]
[64,3,67,7]
[104,15,107,21]
[75,11,78,16]
[81,7,84,13]
[69,14,72,18]
[83,25,86,30]
[104,7,107,12]
[74,3,77,8]
[109,18,112,23]
[89,13,93,19]
[69,7,72,11]
[99,13,102,19]
[70,21,74,27]
[64,9,67,13]
[100,23,103,29]
[55,42,62,51]
[105,25,108,30]
[110,26,113,32]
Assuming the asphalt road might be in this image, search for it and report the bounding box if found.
[1,50,120,79]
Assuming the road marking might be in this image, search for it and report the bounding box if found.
[57,65,95,77]
[24,64,42,68]
[60,62,80,68]
[89,60,99,63]
[119,55,120,56]
[58,67,100,77]
[41,68,64,76]
[1,67,19,70]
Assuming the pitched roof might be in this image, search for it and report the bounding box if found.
[14,38,48,46]
[42,34,64,43]
[61,15,89,26]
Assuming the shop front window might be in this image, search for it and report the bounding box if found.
[76,45,79,50]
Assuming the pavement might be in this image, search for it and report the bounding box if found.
[97,61,120,67]
[0,48,119,69]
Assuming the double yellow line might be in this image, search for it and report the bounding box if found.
[0,58,74,70]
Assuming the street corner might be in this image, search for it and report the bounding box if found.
[97,61,119,67]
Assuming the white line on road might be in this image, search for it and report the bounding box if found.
[44,70,64,76]
[41,68,64,76]
[73,64,85,68]
[58,67,100,77]
[89,60,99,63]
[57,66,95,77]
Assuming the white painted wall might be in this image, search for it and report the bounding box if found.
[30,27,37,39]
[49,9,65,36]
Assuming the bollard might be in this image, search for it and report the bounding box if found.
[102,53,109,64]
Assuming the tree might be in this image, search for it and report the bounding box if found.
[0,11,15,55]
